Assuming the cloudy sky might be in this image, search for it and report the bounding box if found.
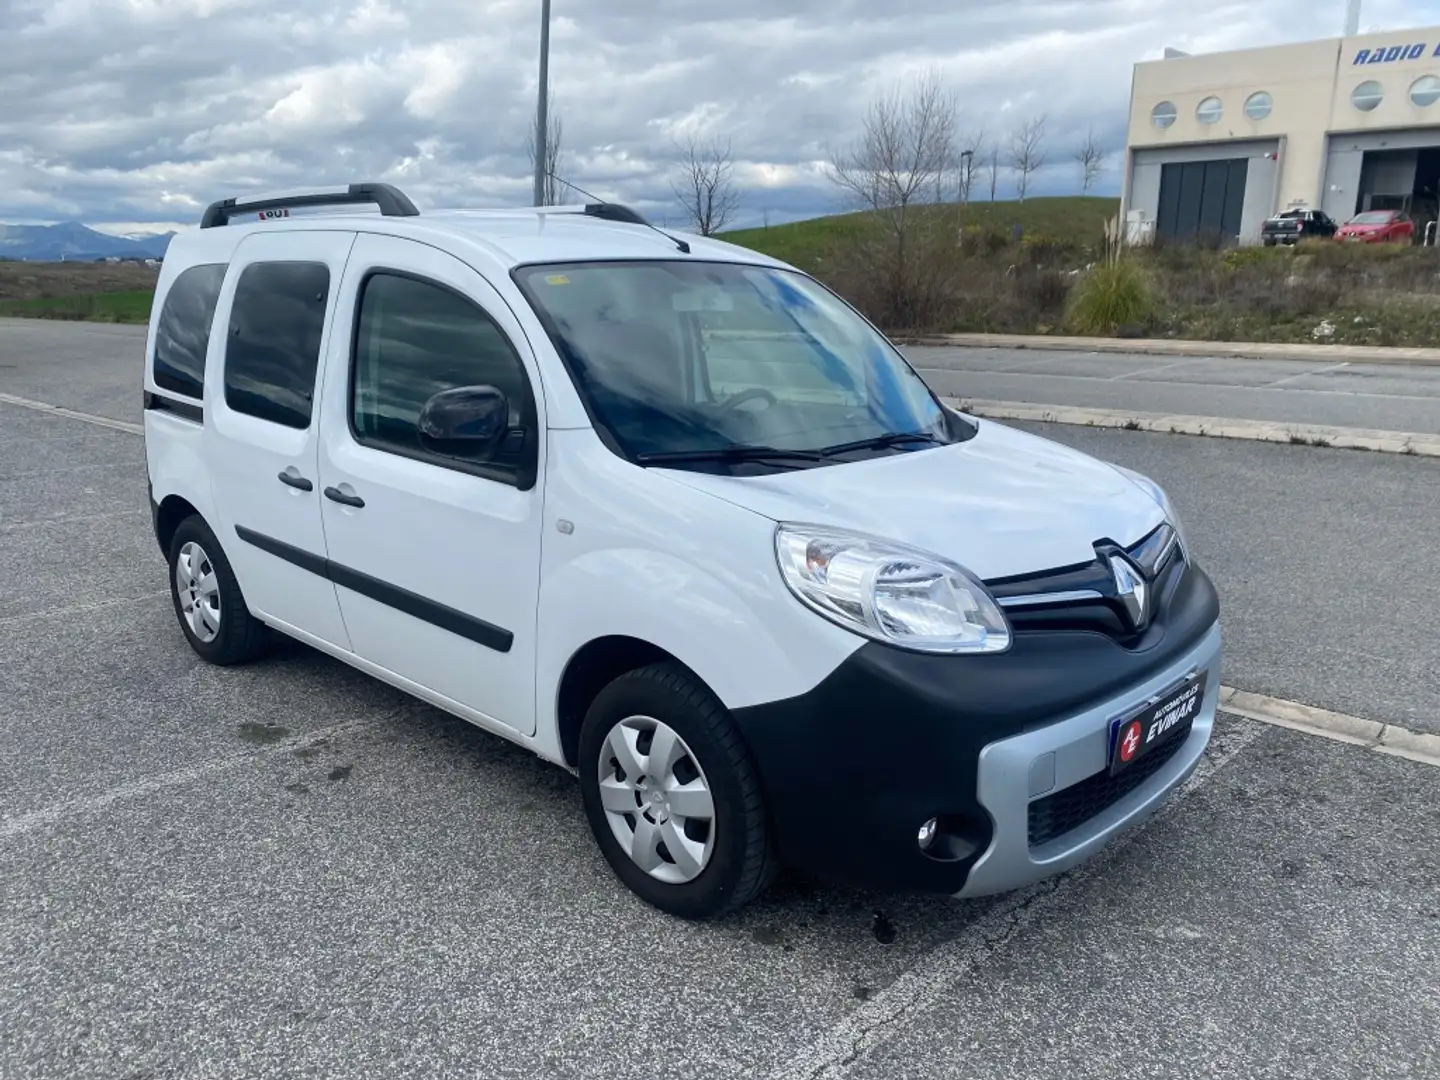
[4,0,1440,235]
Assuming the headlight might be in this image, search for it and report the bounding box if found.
[1113,465,1190,556]
[774,524,1011,654]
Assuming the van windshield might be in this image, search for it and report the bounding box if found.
[512,260,968,470]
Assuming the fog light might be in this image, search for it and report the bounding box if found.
[917,817,938,850]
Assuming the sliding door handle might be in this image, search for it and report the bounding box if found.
[324,486,365,509]
[277,470,313,492]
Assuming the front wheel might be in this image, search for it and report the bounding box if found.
[578,663,777,919]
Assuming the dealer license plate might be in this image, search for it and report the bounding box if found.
[1108,673,1205,777]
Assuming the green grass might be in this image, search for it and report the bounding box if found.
[721,196,1120,268]
[0,290,154,323]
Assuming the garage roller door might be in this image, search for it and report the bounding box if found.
[1156,159,1249,243]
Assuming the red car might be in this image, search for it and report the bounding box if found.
[1335,210,1415,244]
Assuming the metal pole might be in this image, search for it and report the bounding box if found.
[1344,0,1361,36]
[532,0,552,206]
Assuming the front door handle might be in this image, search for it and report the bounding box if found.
[277,470,313,492]
[324,486,365,509]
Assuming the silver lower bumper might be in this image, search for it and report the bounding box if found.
[954,620,1223,898]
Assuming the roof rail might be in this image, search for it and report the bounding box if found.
[582,203,649,225]
[199,182,420,229]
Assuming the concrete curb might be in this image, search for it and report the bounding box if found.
[948,397,1440,458]
[901,332,1440,367]
[1219,686,1440,768]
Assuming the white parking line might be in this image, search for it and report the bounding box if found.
[0,591,168,626]
[1107,357,1207,381]
[0,392,142,435]
[0,715,390,842]
[770,719,1267,1080]
[1261,360,1352,389]
[0,508,148,533]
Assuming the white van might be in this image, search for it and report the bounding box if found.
[143,184,1222,919]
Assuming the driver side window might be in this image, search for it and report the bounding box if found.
[351,271,536,485]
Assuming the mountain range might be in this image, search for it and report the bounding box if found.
[0,221,174,263]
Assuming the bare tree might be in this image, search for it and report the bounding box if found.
[525,91,564,205]
[671,132,742,236]
[1075,127,1107,194]
[986,141,1001,201]
[825,66,957,222]
[956,128,986,204]
[824,67,961,327]
[1009,114,1048,202]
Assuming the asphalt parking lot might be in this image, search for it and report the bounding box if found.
[2,322,1438,1079]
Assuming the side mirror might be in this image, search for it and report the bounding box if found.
[418,385,511,457]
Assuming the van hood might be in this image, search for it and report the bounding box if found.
[653,419,1167,581]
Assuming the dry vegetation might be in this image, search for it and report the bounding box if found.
[0,260,159,301]
[0,261,158,323]
[776,213,1440,346]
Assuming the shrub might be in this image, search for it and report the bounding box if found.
[1012,266,1071,318]
[1018,231,1079,266]
[1222,245,1285,271]
[1064,258,1155,335]
[959,226,1011,257]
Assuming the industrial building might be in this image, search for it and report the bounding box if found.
[1120,16,1440,245]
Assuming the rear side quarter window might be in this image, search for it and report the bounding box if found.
[223,261,331,429]
[152,263,227,400]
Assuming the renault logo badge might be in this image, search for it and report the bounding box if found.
[1109,554,1150,630]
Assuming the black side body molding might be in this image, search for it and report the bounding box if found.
[143,391,204,424]
[233,525,514,654]
[234,525,328,578]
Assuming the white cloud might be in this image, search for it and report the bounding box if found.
[4,0,1440,230]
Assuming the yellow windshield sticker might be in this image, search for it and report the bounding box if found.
[545,274,571,285]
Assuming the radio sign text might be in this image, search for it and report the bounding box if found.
[1353,43,1435,65]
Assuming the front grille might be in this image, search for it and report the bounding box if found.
[1027,718,1194,847]
[986,523,1184,645]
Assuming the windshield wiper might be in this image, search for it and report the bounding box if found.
[816,431,944,457]
[634,444,824,465]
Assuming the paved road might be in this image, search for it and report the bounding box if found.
[1,326,1438,1079]
[902,345,1440,436]
[6,320,1440,438]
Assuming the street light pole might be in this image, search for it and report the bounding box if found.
[532,0,552,206]
[1343,0,1361,36]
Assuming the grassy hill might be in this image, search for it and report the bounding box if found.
[721,196,1121,268]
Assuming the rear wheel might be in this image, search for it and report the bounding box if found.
[167,515,268,665]
[578,662,776,919]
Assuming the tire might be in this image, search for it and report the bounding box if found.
[167,515,269,666]
[578,662,777,919]
[1263,238,1275,247]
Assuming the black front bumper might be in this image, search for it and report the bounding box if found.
[729,562,1222,895]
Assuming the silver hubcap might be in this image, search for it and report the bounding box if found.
[175,541,221,644]
[598,715,716,884]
